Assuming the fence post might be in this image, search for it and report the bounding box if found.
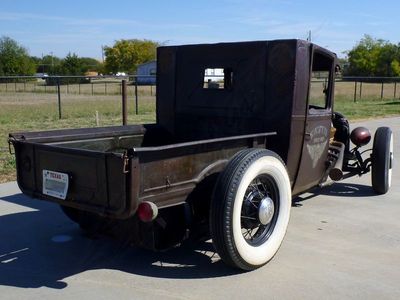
[359,81,362,99]
[353,81,357,102]
[380,82,384,99]
[57,77,62,119]
[122,80,127,125]
[135,78,138,115]
[394,82,397,99]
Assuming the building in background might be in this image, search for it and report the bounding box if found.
[136,60,156,84]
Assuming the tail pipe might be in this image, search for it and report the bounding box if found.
[329,142,345,181]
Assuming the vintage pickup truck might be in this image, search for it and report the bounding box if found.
[9,39,393,271]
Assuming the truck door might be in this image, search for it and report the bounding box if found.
[293,48,335,192]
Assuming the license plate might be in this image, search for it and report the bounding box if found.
[42,170,69,200]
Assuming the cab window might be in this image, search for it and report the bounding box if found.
[309,51,333,110]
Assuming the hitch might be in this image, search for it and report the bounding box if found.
[7,138,15,155]
[122,151,130,174]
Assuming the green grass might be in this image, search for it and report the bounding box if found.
[1,89,399,183]
[0,92,156,183]
[334,96,400,120]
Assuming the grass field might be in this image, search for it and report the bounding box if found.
[0,88,156,183]
[0,81,399,183]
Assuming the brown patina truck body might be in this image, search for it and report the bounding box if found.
[10,39,340,250]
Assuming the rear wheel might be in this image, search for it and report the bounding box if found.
[210,149,291,270]
[371,127,393,194]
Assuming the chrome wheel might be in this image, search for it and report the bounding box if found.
[241,175,279,246]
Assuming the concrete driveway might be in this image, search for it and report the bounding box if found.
[0,117,399,299]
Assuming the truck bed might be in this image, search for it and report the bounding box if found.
[9,124,275,219]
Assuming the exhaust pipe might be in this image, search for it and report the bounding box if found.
[329,142,345,181]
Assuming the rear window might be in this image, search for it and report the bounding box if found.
[203,67,233,89]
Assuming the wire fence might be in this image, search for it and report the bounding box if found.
[0,75,399,124]
[1,76,399,99]
[0,75,156,121]
[340,77,400,102]
[0,75,156,96]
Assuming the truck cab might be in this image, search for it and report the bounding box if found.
[156,40,336,193]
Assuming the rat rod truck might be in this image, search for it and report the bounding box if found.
[9,40,393,271]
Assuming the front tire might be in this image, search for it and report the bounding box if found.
[210,149,291,270]
[371,127,393,194]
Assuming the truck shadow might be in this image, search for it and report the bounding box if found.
[4,182,374,288]
[0,194,239,290]
[293,182,378,206]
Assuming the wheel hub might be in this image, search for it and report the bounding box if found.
[258,197,274,225]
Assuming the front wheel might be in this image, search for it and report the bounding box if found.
[210,149,291,271]
[371,127,393,194]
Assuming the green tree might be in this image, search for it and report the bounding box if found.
[346,35,400,77]
[30,56,41,70]
[57,54,103,75]
[0,36,36,75]
[78,57,102,73]
[35,54,62,74]
[104,39,160,74]
[45,53,103,84]
[375,43,400,76]
[59,53,81,75]
[45,53,88,85]
[0,58,4,76]
[391,60,400,76]
[337,57,348,75]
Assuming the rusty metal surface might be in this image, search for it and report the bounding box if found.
[10,124,147,144]
[157,39,336,190]
[132,132,275,152]
[286,40,310,186]
[11,139,129,218]
[135,134,271,208]
[9,125,147,218]
[10,124,273,218]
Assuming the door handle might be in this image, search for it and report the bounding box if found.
[305,132,312,141]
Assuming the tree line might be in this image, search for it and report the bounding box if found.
[1,34,399,78]
[0,36,159,77]
[344,35,400,77]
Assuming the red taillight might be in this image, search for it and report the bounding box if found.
[137,201,158,222]
[350,127,371,147]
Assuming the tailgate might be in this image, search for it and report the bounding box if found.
[12,141,135,218]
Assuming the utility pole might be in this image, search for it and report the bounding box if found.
[307,30,312,42]
[42,53,45,74]
[50,51,54,73]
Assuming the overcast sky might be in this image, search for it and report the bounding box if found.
[1,0,399,59]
